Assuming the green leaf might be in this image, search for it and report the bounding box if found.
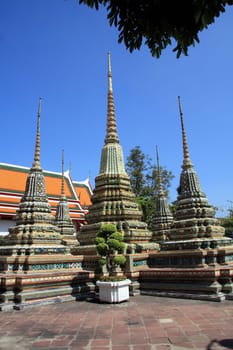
[110,232,124,242]
[99,257,106,266]
[107,238,120,250]
[96,242,108,256]
[95,237,105,245]
[113,255,126,266]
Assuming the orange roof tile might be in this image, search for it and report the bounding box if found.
[0,196,20,204]
[0,163,92,222]
[0,168,27,194]
[44,175,74,198]
[0,207,17,214]
[73,182,92,207]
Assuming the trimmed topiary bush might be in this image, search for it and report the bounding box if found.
[95,223,126,278]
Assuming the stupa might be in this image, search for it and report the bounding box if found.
[140,97,233,300]
[55,150,79,247]
[161,96,228,252]
[0,99,95,309]
[78,53,153,254]
[3,98,65,254]
[151,146,173,242]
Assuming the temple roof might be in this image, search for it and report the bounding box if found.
[0,162,92,219]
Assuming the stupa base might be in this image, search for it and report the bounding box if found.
[0,244,69,257]
[160,237,232,251]
[138,264,233,302]
[0,251,84,273]
[149,242,233,267]
[0,269,95,310]
[126,242,159,254]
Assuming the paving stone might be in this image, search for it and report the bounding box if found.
[159,319,174,324]
[32,340,52,347]
[91,339,111,346]
[156,346,171,350]
[0,296,232,350]
[149,336,169,344]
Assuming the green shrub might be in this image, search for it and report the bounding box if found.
[109,232,124,241]
[95,237,105,244]
[96,223,126,276]
[113,255,126,266]
[99,257,107,266]
[96,242,108,256]
[107,238,121,250]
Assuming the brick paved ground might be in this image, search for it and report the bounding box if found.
[0,295,233,350]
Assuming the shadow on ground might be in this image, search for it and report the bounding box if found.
[207,339,233,349]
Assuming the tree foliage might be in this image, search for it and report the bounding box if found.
[220,217,233,238]
[126,146,174,228]
[125,146,150,197]
[79,0,233,58]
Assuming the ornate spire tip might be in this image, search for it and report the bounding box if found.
[38,97,42,116]
[178,96,192,169]
[108,52,113,92]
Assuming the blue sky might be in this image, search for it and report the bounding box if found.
[0,1,233,216]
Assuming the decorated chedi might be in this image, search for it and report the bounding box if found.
[0,100,93,309]
[151,146,173,242]
[146,98,233,301]
[55,150,79,247]
[163,96,228,251]
[5,98,65,254]
[78,53,153,253]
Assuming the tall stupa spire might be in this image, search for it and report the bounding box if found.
[105,51,119,145]
[156,145,164,196]
[177,96,202,197]
[61,149,65,199]
[99,53,126,174]
[6,99,63,248]
[169,97,225,241]
[55,150,78,246]
[178,96,192,169]
[32,97,42,169]
[108,51,113,93]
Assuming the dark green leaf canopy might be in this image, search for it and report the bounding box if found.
[79,0,233,57]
